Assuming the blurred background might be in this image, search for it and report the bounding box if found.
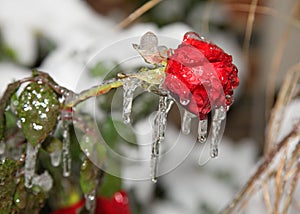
[1,0,300,213]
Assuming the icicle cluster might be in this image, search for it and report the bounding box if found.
[24,143,40,188]
[62,118,72,177]
[121,73,228,182]
[151,96,174,182]
[180,106,226,159]
[24,143,53,191]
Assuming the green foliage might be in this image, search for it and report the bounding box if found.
[44,137,63,153]
[16,82,61,146]
[0,80,21,141]
[0,63,162,212]
[80,159,99,195]
[0,31,17,62]
[101,117,137,148]
[98,173,122,198]
[0,159,48,214]
[0,159,19,213]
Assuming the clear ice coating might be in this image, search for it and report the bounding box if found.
[62,119,71,177]
[197,118,208,143]
[181,110,195,135]
[50,150,62,167]
[32,171,53,192]
[24,143,40,188]
[122,78,141,124]
[151,96,174,182]
[210,106,226,158]
[85,189,96,213]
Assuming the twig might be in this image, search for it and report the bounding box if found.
[243,0,258,57]
[282,162,300,214]
[265,63,300,154]
[221,128,300,214]
[273,147,287,214]
[262,180,273,213]
[116,0,162,29]
[225,3,300,29]
[65,78,123,108]
[265,1,300,128]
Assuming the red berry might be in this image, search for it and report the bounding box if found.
[164,32,239,119]
[52,191,131,214]
[96,191,130,214]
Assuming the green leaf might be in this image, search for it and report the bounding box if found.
[0,80,21,141]
[113,120,137,146]
[80,159,98,195]
[44,137,62,153]
[0,159,19,213]
[98,173,122,198]
[101,117,137,148]
[13,179,27,209]
[17,82,60,146]
[79,134,107,168]
[0,31,18,62]
[89,61,118,78]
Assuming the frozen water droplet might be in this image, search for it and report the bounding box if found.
[62,120,71,177]
[184,32,201,40]
[139,32,158,52]
[85,189,96,213]
[50,150,61,167]
[210,106,226,158]
[180,98,190,106]
[183,32,208,43]
[0,141,5,155]
[158,45,168,58]
[151,96,174,182]
[122,78,141,124]
[181,110,195,134]
[197,118,208,143]
[17,120,22,128]
[32,171,53,192]
[24,143,40,188]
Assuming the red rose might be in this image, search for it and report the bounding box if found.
[164,32,239,119]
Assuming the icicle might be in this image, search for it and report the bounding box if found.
[151,96,174,182]
[24,143,40,188]
[181,110,195,135]
[85,189,96,213]
[50,150,61,167]
[62,119,71,177]
[32,171,53,192]
[210,106,226,158]
[197,118,208,143]
[122,78,141,124]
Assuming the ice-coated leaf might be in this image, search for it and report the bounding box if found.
[0,81,21,141]
[17,82,60,146]
[80,159,98,195]
[0,159,19,212]
[80,134,107,164]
